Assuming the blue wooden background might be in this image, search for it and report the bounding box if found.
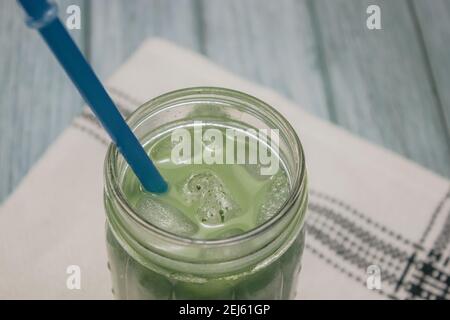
[1,0,449,203]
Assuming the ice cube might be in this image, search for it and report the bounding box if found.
[181,171,241,225]
[197,190,241,226]
[135,195,198,237]
[257,172,290,225]
[182,171,222,203]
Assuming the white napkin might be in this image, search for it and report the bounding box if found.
[1,39,449,300]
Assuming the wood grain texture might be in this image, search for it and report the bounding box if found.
[89,0,201,79]
[413,0,450,142]
[0,0,86,202]
[198,0,330,118]
[90,0,329,117]
[310,0,450,177]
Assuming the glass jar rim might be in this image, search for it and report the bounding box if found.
[104,86,306,247]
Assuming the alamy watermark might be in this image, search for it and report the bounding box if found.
[66,265,81,290]
[366,5,382,30]
[366,264,382,290]
[170,121,280,175]
[65,4,81,30]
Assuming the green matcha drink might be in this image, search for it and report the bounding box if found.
[104,88,308,300]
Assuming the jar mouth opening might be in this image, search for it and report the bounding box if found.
[105,87,306,247]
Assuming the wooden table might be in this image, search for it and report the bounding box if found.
[1,0,449,202]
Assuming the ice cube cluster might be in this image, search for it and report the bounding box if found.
[182,171,241,226]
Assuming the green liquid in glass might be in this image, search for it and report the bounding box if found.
[106,122,305,299]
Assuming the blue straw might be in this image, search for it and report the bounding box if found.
[17,0,168,193]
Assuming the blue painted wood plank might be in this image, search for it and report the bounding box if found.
[309,0,450,178]
[413,0,450,142]
[89,0,201,79]
[198,0,330,118]
[89,0,329,118]
[0,0,86,202]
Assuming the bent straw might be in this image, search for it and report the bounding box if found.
[17,0,168,193]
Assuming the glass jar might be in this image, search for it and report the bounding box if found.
[104,87,308,299]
